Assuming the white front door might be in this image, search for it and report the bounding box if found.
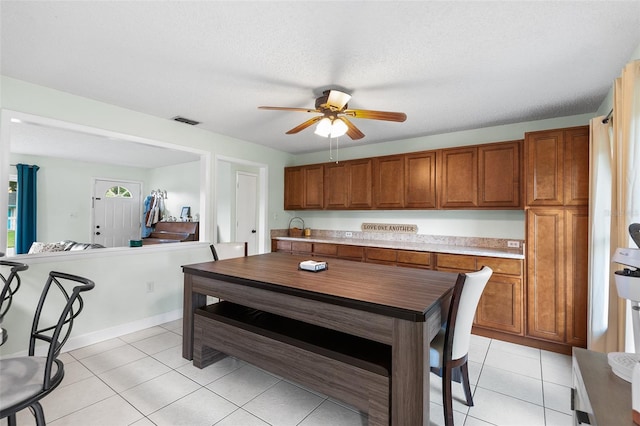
[235,172,258,255]
[92,179,142,247]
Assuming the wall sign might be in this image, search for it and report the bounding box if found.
[361,223,418,234]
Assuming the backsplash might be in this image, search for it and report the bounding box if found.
[270,228,524,251]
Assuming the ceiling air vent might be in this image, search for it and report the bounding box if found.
[172,116,200,126]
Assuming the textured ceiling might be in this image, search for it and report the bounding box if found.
[2,1,640,157]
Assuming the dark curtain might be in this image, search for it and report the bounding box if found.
[16,164,39,254]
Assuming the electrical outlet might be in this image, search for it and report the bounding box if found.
[507,241,520,248]
[345,232,353,237]
[146,281,155,293]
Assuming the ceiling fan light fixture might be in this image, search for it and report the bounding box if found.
[314,117,332,137]
[326,90,352,109]
[330,119,348,138]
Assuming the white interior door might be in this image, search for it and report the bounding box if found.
[235,172,258,255]
[93,179,142,247]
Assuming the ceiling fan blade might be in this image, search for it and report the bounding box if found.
[258,106,319,113]
[344,109,407,122]
[326,90,351,110]
[285,116,323,134]
[337,117,365,140]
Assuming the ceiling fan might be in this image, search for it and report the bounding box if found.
[258,89,407,140]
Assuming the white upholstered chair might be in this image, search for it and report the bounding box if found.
[210,242,248,261]
[430,266,493,426]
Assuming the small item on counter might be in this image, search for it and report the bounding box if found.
[304,228,311,237]
[608,352,640,382]
[634,362,640,424]
[298,260,328,272]
[288,217,305,237]
[129,240,142,247]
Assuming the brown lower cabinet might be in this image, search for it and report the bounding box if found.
[273,238,586,354]
[272,240,433,269]
[526,207,588,347]
[435,253,524,336]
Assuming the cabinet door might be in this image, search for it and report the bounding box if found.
[566,208,589,347]
[336,245,364,261]
[284,167,305,210]
[439,147,478,208]
[525,130,564,206]
[275,240,292,252]
[374,155,404,208]
[291,241,313,254]
[405,151,437,209]
[526,208,566,342]
[475,274,523,335]
[365,247,397,265]
[348,159,373,208]
[397,250,432,269]
[564,127,589,206]
[478,141,522,208]
[303,165,324,209]
[324,162,349,209]
[313,243,338,257]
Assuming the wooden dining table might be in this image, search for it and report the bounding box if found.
[182,251,458,425]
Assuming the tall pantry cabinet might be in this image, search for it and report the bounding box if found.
[525,126,589,349]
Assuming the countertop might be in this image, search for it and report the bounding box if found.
[273,235,525,260]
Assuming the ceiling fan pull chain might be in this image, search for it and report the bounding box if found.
[329,136,333,161]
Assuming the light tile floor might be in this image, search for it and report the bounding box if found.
[1,319,573,426]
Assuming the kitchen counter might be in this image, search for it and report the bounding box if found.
[272,235,524,260]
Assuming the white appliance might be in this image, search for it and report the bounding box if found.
[610,227,640,381]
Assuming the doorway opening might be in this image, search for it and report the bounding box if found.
[215,155,268,255]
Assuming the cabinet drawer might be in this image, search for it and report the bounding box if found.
[337,245,364,260]
[366,248,397,263]
[276,240,292,251]
[477,256,522,277]
[291,242,312,253]
[313,243,338,256]
[397,250,432,267]
[436,254,476,271]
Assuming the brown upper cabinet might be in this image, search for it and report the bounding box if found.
[284,139,523,210]
[439,146,478,208]
[405,151,437,208]
[478,141,522,208]
[323,159,372,209]
[284,164,324,210]
[373,155,405,208]
[323,162,349,209]
[439,140,523,209]
[525,126,589,206]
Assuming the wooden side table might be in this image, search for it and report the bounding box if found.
[573,347,633,425]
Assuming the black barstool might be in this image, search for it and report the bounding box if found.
[0,260,29,345]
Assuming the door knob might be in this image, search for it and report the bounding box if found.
[251,229,257,233]
[95,232,101,235]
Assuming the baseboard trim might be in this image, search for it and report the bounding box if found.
[64,309,184,353]
[7,309,183,358]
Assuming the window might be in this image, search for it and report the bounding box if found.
[105,185,132,198]
[7,177,17,251]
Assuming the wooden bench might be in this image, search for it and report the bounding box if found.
[193,301,391,425]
